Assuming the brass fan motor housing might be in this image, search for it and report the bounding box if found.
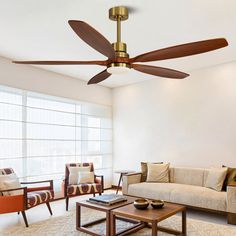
[109,6,129,21]
[112,42,129,58]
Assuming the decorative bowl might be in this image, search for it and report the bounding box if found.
[133,198,149,210]
[150,200,165,209]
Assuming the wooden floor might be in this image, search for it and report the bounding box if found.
[0,189,228,232]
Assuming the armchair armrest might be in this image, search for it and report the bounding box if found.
[227,181,236,213]
[0,186,27,194]
[94,174,104,192]
[21,180,53,192]
[122,172,141,195]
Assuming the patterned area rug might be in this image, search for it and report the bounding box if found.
[1,207,236,236]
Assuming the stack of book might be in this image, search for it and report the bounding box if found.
[87,194,127,206]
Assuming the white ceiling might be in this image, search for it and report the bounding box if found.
[0,0,236,88]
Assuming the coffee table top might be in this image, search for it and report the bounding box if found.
[76,196,137,212]
[111,202,186,222]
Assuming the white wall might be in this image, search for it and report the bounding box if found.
[0,56,112,106]
[112,61,236,183]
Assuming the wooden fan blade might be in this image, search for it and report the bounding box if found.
[132,64,189,79]
[87,70,111,85]
[12,60,107,66]
[68,20,115,59]
[132,38,228,63]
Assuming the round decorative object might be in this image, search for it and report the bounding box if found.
[133,198,149,210]
[150,200,165,209]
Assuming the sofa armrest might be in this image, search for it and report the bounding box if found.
[122,172,141,195]
[227,182,236,213]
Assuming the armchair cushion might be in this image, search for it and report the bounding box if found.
[2,179,22,196]
[67,183,102,196]
[68,166,91,184]
[78,171,94,184]
[27,190,54,208]
[0,173,21,196]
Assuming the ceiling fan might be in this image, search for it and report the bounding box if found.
[13,6,228,85]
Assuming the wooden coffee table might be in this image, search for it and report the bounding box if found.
[111,202,186,236]
[76,196,138,236]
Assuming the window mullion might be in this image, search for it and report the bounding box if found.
[22,91,27,181]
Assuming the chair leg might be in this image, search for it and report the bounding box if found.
[66,196,69,211]
[17,212,20,215]
[93,193,95,197]
[99,192,102,196]
[21,211,29,227]
[46,202,53,215]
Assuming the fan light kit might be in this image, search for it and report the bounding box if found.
[13,6,228,85]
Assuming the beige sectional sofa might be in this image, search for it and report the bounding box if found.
[122,167,236,224]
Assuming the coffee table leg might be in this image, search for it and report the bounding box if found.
[152,221,157,236]
[76,204,81,229]
[110,213,116,236]
[106,212,110,236]
[182,209,187,236]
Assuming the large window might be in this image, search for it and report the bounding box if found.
[0,85,112,192]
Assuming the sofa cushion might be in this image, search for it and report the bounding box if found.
[128,182,173,201]
[140,162,163,182]
[222,165,236,191]
[128,182,227,212]
[172,167,204,186]
[146,163,169,183]
[170,183,227,211]
[205,168,228,191]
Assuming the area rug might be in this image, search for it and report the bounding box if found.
[1,207,236,236]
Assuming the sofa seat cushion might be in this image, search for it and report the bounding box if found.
[67,183,102,196]
[128,182,174,201]
[128,183,227,212]
[27,190,54,208]
[170,183,227,211]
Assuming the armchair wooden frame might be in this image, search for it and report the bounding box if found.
[64,163,104,211]
[0,179,54,227]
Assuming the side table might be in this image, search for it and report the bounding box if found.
[114,170,134,194]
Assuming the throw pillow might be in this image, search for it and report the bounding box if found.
[0,173,21,196]
[222,165,236,191]
[78,171,95,184]
[140,162,163,182]
[146,163,170,183]
[205,167,228,191]
[2,179,22,196]
[69,166,91,185]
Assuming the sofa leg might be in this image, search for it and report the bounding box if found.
[66,197,69,211]
[21,211,29,227]
[99,192,102,196]
[227,213,236,225]
[46,202,53,215]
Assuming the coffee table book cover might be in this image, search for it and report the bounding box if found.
[88,194,127,205]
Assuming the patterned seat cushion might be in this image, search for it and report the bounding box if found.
[27,190,54,208]
[0,168,14,175]
[67,183,102,196]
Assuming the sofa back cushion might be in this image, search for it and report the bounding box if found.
[171,167,205,186]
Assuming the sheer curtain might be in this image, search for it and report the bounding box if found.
[0,85,112,193]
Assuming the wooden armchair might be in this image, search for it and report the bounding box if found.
[0,168,54,227]
[64,163,104,211]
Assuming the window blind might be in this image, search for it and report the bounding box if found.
[0,85,112,192]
